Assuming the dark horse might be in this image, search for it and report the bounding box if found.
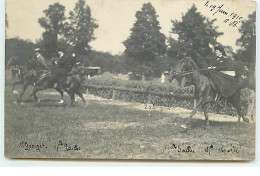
[15,69,65,104]
[168,58,252,129]
[25,65,89,107]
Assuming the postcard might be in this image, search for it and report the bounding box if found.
[5,0,256,160]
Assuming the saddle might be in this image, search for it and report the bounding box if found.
[37,71,52,85]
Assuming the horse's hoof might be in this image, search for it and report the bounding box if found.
[12,90,18,95]
[180,124,187,129]
[180,119,192,129]
[37,99,41,103]
[58,100,64,104]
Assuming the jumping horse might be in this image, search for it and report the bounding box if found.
[168,57,252,129]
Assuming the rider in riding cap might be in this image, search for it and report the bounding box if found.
[31,48,48,70]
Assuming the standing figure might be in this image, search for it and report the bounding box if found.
[160,72,165,83]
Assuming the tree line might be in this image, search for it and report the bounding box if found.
[5,1,256,78]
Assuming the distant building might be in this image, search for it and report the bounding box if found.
[86,67,101,77]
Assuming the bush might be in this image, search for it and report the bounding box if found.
[85,77,250,116]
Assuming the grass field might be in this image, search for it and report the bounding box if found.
[5,79,255,160]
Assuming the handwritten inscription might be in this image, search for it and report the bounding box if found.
[205,144,240,154]
[163,143,195,153]
[163,143,240,155]
[18,141,47,151]
[54,140,80,152]
[204,1,243,27]
[18,140,80,152]
[218,144,240,154]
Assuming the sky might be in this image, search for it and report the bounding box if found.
[5,0,256,55]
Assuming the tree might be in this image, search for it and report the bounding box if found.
[64,0,98,56]
[123,3,166,79]
[5,38,35,66]
[235,11,256,70]
[167,37,188,61]
[87,51,124,73]
[38,3,66,59]
[170,4,223,68]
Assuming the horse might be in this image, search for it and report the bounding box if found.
[15,69,65,104]
[26,65,89,107]
[168,57,251,129]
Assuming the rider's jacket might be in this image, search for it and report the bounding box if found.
[32,53,47,69]
[210,55,227,71]
[55,56,67,67]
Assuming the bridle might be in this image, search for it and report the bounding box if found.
[172,58,211,77]
[172,68,212,77]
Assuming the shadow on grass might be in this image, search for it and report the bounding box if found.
[17,98,68,108]
[190,118,245,129]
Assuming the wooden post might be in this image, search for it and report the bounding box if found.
[112,90,116,100]
[148,93,151,104]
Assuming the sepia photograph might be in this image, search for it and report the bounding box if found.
[4,0,256,160]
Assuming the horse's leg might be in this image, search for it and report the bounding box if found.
[28,86,46,102]
[76,90,86,105]
[193,99,197,109]
[67,93,75,107]
[202,105,209,126]
[17,81,29,102]
[55,88,64,104]
[189,98,206,118]
[228,92,249,123]
[181,97,206,129]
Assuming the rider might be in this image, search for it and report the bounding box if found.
[26,48,48,86]
[32,48,48,70]
[66,53,78,70]
[51,51,68,89]
[208,44,227,71]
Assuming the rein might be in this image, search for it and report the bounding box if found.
[175,68,212,77]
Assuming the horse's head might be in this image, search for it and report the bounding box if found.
[168,57,194,82]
